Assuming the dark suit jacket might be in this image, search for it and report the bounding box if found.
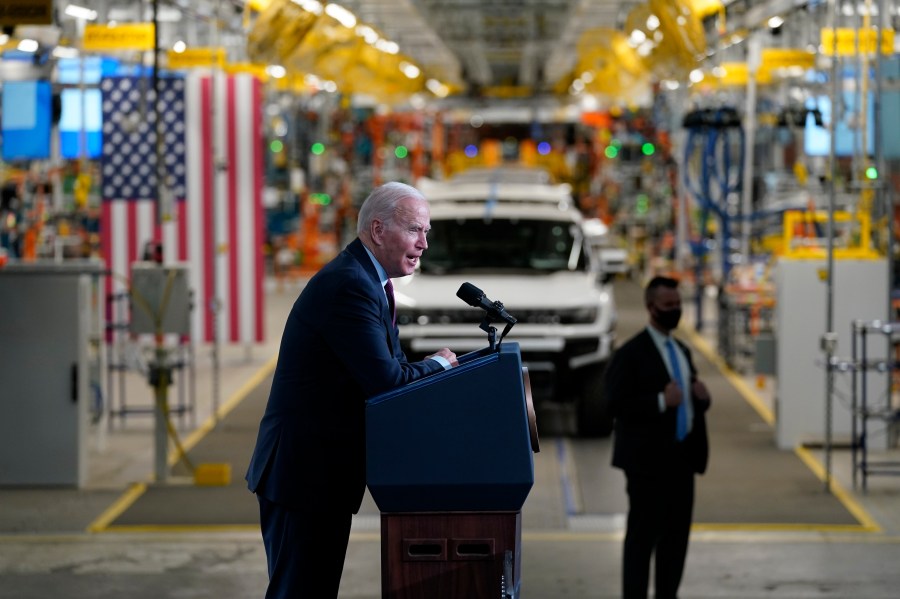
[245,238,443,513]
[606,328,709,475]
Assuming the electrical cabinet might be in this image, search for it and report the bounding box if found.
[0,262,104,486]
[774,258,888,450]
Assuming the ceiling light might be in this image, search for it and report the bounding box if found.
[409,94,426,110]
[64,4,98,21]
[53,46,79,58]
[294,0,323,15]
[689,69,704,83]
[646,15,660,31]
[375,39,399,54]
[157,7,181,22]
[17,39,39,53]
[304,74,322,89]
[426,78,449,97]
[629,29,647,46]
[325,3,356,29]
[356,25,379,45]
[400,61,420,79]
[581,94,599,111]
[767,16,784,29]
[266,65,287,79]
[172,40,186,53]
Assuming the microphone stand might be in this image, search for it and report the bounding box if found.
[479,315,498,352]
[478,300,515,352]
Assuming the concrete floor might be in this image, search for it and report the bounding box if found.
[2,276,900,598]
[2,528,900,599]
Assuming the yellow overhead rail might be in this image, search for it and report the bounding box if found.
[821,27,895,56]
[285,13,424,102]
[703,48,815,88]
[690,0,727,20]
[246,0,434,103]
[245,0,273,11]
[556,0,720,97]
[83,22,156,52]
[649,0,709,64]
[559,27,649,97]
[247,0,320,66]
[167,47,226,70]
[617,0,715,80]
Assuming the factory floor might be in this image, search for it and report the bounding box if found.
[1,275,900,599]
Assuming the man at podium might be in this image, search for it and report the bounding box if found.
[245,182,458,599]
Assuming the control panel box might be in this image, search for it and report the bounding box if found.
[129,263,191,336]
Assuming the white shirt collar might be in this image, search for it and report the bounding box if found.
[362,244,389,287]
[646,324,672,346]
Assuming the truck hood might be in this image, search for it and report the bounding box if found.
[393,271,609,310]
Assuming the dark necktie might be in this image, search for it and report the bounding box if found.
[384,279,396,325]
[665,338,688,441]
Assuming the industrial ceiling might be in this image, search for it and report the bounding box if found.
[336,0,641,93]
[5,1,838,105]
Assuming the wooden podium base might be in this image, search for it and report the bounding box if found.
[381,511,522,599]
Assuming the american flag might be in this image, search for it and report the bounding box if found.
[100,73,265,344]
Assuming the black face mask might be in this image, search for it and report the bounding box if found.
[654,307,682,331]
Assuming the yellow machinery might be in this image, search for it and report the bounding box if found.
[780,209,880,261]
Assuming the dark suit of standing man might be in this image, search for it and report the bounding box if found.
[246,182,458,599]
[606,276,711,599]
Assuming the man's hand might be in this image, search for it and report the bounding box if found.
[428,348,458,367]
[691,379,711,412]
[663,380,683,407]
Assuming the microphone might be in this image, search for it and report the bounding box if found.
[456,282,517,325]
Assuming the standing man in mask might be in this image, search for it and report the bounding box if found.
[605,275,712,599]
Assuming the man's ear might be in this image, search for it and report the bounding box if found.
[370,219,385,246]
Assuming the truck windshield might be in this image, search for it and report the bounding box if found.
[421,218,586,274]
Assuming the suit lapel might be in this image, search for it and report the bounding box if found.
[638,329,669,383]
[346,239,398,352]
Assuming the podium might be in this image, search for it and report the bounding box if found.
[367,342,539,598]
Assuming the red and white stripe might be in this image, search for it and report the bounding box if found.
[101,72,265,344]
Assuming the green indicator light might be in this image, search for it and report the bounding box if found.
[309,193,332,205]
[866,166,878,180]
[642,142,655,156]
[604,146,619,159]
[395,145,409,159]
[636,194,649,215]
[311,142,325,155]
[269,140,284,153]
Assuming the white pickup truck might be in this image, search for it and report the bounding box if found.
[393,169,618,436]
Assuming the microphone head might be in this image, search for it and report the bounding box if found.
[456,282,484,307]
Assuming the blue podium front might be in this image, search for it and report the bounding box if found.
[366,342,539,598]
[366,342,538,513]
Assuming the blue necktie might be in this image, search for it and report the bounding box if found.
[665,338,688,441]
